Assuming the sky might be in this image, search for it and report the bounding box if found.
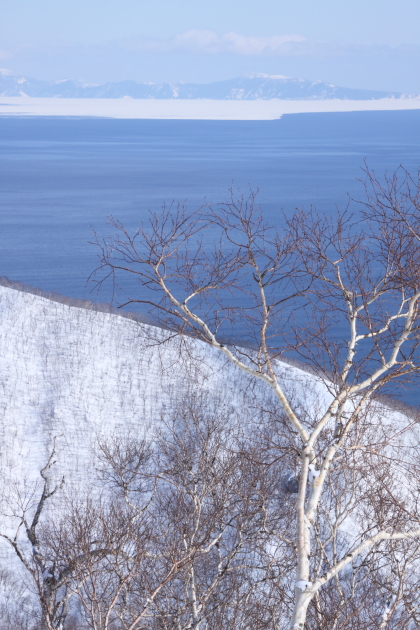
[1,0,420,92]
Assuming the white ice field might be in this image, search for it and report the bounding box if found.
[0,97,420,119]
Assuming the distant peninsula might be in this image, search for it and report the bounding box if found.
[1,70,418,101]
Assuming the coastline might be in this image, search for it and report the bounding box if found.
[0,96,420,120]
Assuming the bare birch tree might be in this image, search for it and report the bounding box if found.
[91,168,420,628]
[5,397,420,628]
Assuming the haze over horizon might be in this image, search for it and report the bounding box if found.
[1,0,420,93]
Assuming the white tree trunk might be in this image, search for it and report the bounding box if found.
[289,590,312,630]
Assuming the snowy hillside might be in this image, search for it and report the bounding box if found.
[1,283,419,627]
[0,281,415,489]
[0,283,312,488]
[0,69,417,100]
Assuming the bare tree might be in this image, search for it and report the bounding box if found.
[91,170,420,629]
[0,441,130,630]
[0,439,69,630]
[40,437,172,630]
[35,394,293,630]
[0,567,40,630]
[5,396,420,628]
[146,396,287,630]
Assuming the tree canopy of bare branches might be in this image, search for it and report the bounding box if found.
[89,166,420,629]
[3,393,420,628]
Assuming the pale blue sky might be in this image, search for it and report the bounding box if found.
[1,0,420,91]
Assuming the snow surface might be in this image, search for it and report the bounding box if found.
[0,284,315,489]
[0,97,420,119]
[0,283,417,575]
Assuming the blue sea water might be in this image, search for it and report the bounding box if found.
[0,111,419,403]
[0,111,419,300]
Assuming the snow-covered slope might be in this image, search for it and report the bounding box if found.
[0,69,417,101]
[0,282,415,489]
[0,282,419,614]
[0,284,316,490]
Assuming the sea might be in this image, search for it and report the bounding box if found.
[0,110,419,403]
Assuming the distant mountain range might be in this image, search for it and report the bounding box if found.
[0,70,418,100]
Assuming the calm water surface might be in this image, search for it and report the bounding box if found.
[0,111,419,298]
[0,111,419,401]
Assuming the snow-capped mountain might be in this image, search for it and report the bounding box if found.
[0,69,416,100]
